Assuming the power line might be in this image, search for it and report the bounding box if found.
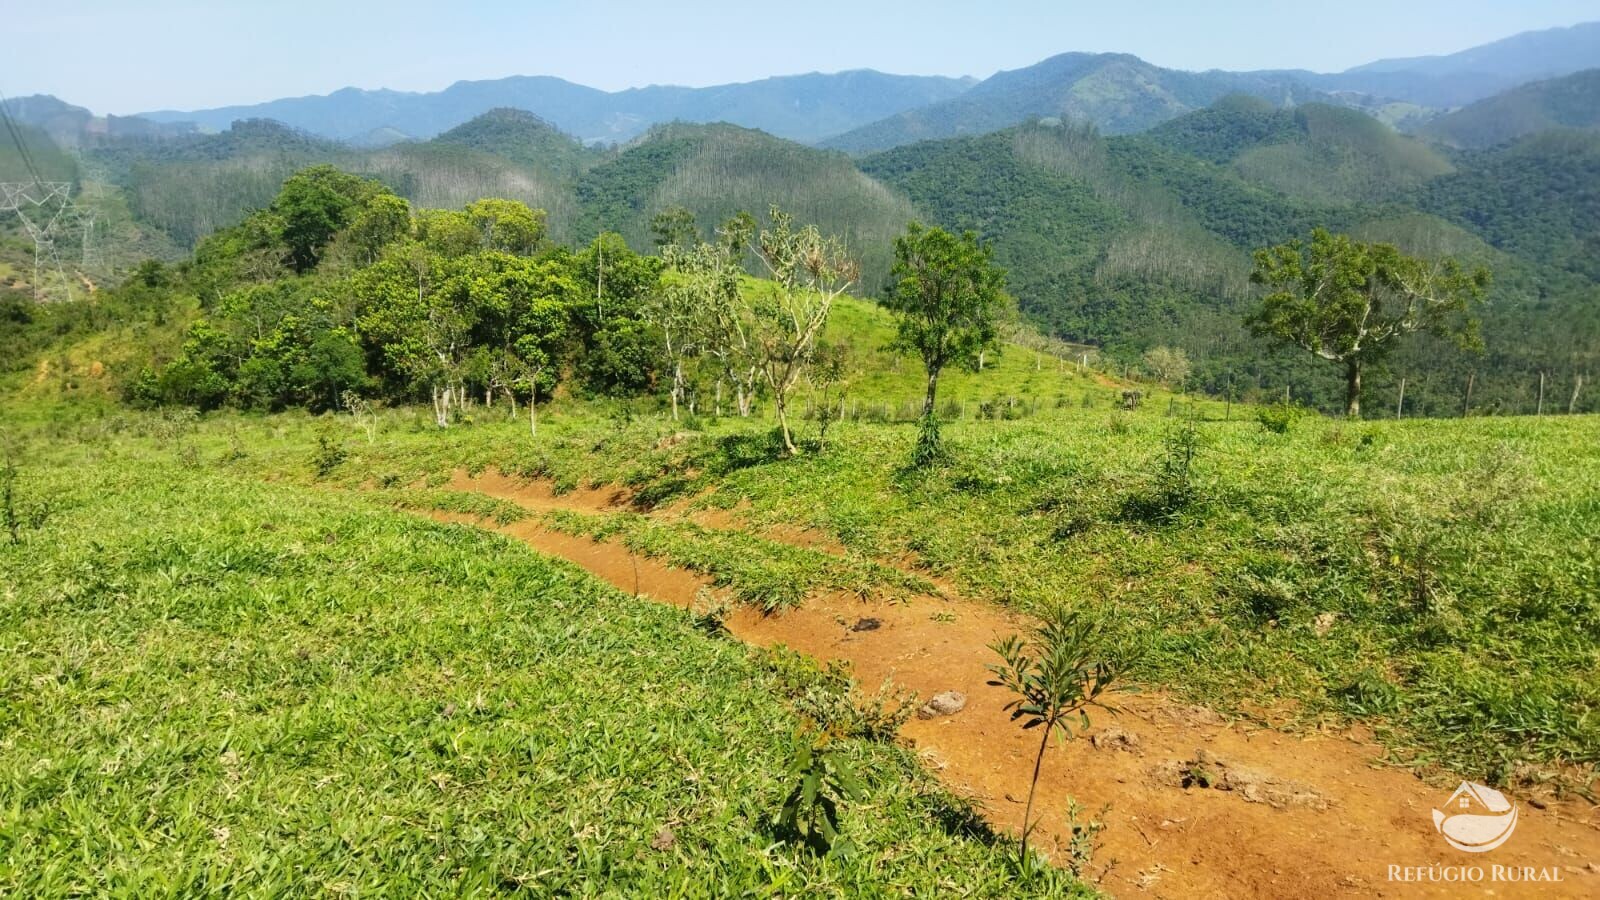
[0,85,47,186]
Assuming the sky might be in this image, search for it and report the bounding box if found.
[5,0,1598,115]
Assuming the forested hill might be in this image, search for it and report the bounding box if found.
[855,107,1599,415]
[1420,69,1600,149]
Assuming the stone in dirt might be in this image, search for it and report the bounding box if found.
[1091,726,1142,752]
[918,691,967,719]
[1152,748,1330,810]
[850,617,881,632]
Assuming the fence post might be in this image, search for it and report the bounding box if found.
[1396,377,1405,420]
[1463,372,1475,418]
[1537,371,1545,418]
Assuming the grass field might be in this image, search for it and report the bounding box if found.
[15,371,1598,793]
[0,433,1087,895]
[4,285,1597,891]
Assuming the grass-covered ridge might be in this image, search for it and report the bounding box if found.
[0,438,1085,896]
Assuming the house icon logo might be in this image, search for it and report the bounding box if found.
[1432,782,1519,852]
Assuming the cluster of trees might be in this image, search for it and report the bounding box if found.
[109,160,1507,440]
[128,166,664,423]
[647,205,857,453]
[123,165,947,457]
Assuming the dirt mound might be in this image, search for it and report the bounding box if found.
[1153,748,1331,810]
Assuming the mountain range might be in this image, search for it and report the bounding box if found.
[88,19,1596,150]
[133,71,976,146]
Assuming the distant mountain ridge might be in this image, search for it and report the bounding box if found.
[1350,21,1600,80]
[822,53,1331,153]
[1,95,194,147]
[137,70,977,145]
[8,19,1578,157]
[826,23,1600,153]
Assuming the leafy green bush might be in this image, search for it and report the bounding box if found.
[1257,402,1302,434]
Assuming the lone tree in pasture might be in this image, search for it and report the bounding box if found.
[745,205,858,454]
[1248,228,1488,418]
[1141,345,1191,387]
[882,222,1008,466]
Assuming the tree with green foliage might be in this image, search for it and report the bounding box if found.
[462,252,580,435]
[1248,228,1489,418]
[572,234,664,396]
[662,237,756,417]
[646,245,716,420]
[1141,345,1191,387]
[882,222,1008,465]
[345,193,413,265]
[649,206,699,251]
[272,165,378,273]
[464,198,546,255]
[353,245,472,427]
[744,206,858,454]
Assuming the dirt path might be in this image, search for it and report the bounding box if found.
[434,471,1600,898]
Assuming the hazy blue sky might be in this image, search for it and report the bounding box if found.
[6,0,1597,114]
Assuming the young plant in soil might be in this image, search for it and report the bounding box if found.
[776,729,867,857]
[987,606,1118,879]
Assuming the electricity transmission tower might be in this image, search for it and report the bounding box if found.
[0,179,89,301]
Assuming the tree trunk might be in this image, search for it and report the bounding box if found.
[432,384,449,428]
[1570,375,1585,414]
[922,368,941,418]
[1344,359,1362,419]
[775,392,797,455]
[670,361,682,420]
[530,399,537,437]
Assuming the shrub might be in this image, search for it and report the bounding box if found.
[1257,402,1302,434]
[312,433,348,479]
[775,732,866,856]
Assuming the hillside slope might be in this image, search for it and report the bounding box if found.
[861,114,1598,415]
[574,123,917,291]
[429,107,601,178]
[1147,99,1453,204]
[1420,69,1600,149]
